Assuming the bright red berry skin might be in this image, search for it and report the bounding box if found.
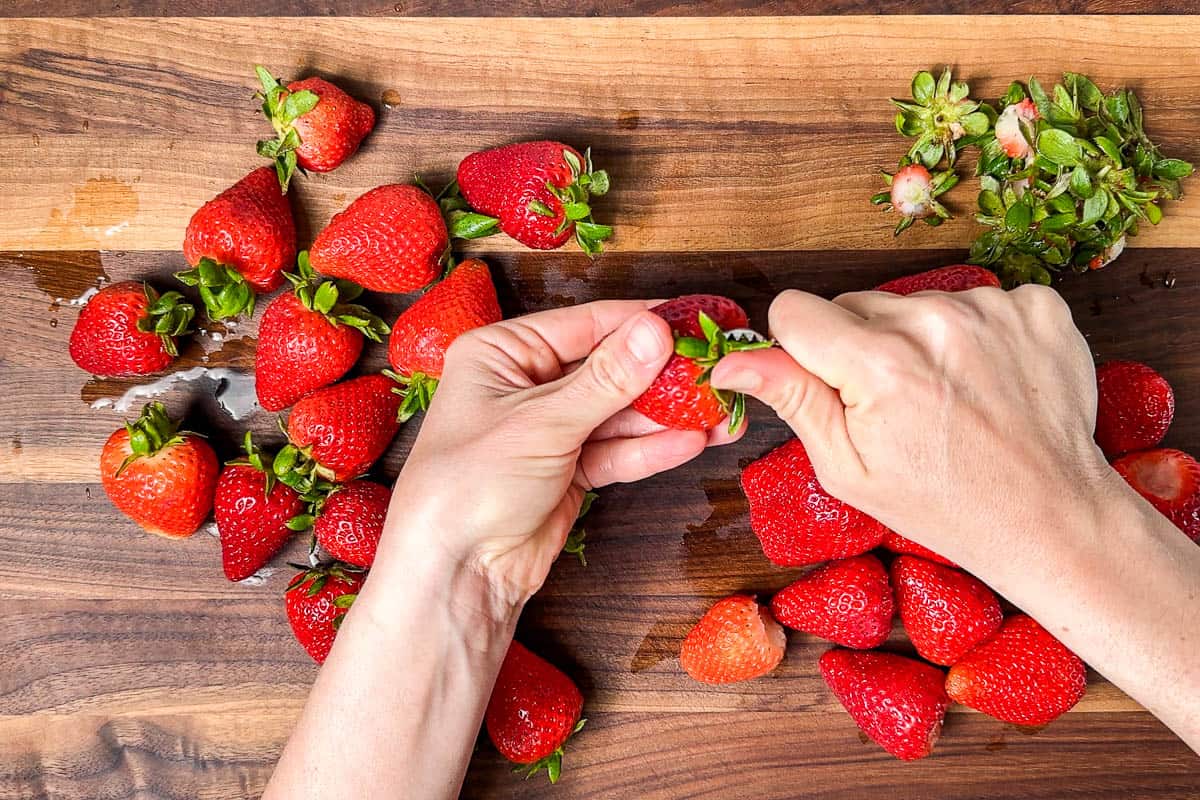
[486,641,585,765]
[880,530,957,567]
[946,613,1087,726]
[741,438,888,566]
[820,649,950,761]
[286,77,375,173]
[214,464,304,581]
[309,184,448,294]
[1112,448,1200,542]
[876,264,1001,295]
[770,554,895,649]
[286,374,403,482]
[256,292,364,412]
[69,282,174,376]
[680,595,786,685]
[1094,361,1175,458]
[892,555,1003,666]
[285,566,365,664]
[183,166,296,292]
[314,480,391,568]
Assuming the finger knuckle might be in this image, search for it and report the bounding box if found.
[585,346,632,396]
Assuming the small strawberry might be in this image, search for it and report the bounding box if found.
[770,554,894,649]
[892,555,1003,666]
[872,162,958,236]
[486,640,585,783]
[631,295,771,433]
[385,258,502,421]
[309,184,449,294]
[819,649,950,761]
[880,530,957,567]
[679,594,786,685]
[1112,448,1200,541]
[69,282,194,377]
[995,98,1040,160]
[256,252,390,412]
[100,402,218,539]
[313,479,391,568]
[876,264,1002,295]
[254,67,375,191]
[286,374,403,482]
[452,141,612,255]
[1094,361,1175,457]
[946,613,1087,726]
[284,562,365,664]
[741,438,888,566]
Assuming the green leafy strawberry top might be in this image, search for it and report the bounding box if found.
[284,252,391,343]
[674,311,774,434]
[255,65,320,192]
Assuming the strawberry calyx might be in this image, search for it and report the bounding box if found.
[382,369,437,423]
[134,283,195,357]
[285,562,364,630]
[254,65,320,192]
[284,252,390,342]
[116,401,196,475]
[673,312,774,434]
[561,491,598,567]
[891,68,991,169]
[174,258,256,321]
[512,718,586,784]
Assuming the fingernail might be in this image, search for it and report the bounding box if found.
[627,315,666,365]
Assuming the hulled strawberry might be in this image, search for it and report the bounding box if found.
[100,402,218,538]
[313,479,391,568]
[892,555,1003,666]
[1112,448,1200,541]
[680,594,786,685]
[770,554,895,649]
[309,184,448,294]
[741,438,888,566]
[872,162,958,236]
[284,562,365,664]
[876,264,1001,295]
[880,530,957,567]
[486,640,586,783]
[178,166,296,319]
[69,282,194,376]
[1094,361,1175,457]
[286,374,402,482]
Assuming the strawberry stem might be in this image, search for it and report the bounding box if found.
[174,258,256,321]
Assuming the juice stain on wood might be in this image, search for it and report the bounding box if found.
[37,176,140,249]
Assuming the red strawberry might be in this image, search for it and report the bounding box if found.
[679,594,786,685]
[631,295,770,433]
[255,252,390,412]
[454,141,612,255]
[892,555,1003,666]
[770,554,894,649]
[876,264,1001,295]
[386,258,502,420]
[1094,361,1175,457]
[286,374,402,482]
[69,282,194,377]
[255,67,375,191]
[309,184,448,294]
[741,438,888,566]
[314,479,391,568]
[873,163,957,236]
[880,530,957,567]
[99,402,218,539]
[284,563,365,664]
[946,613,1087,726]
[178,166,297,319]
[486,640,585,783]
[819,649,950,761]
[1112,448,1200,541]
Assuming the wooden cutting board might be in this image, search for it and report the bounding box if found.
[2,7,1199,799]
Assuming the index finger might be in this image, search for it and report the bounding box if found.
[767,290,869,390]
[499,299,662,365]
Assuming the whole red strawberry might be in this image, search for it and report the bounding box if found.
[284,563,365,664]
[946,613,1087,726]
[1094,361,1175,457]
[1112,448,1200,541]
[880,530,956,567]
[256,252,390,412]
[286,374,402,482]
[892,555,1003,665]
[314,479,391,568]
[179,166,296,319]
[741,438,888,566]
[819,649,950,761]
[255,67,375,191]
[69,282,194,376]
[631,295,770,433]
[770,554,894,649]
[680,594,786,685]
[386,258,502,420]
[309,184,448,294]
[486,640,585,783]
[876,264,1001,295]
[100,402,218,539]
[454,141,612,255]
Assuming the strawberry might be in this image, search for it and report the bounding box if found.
[452,141,612,255]
[486,640,585,783]
[309,184,448,294]
[254,67,375,191]
[385,258,502,421]
[872,163,957,236]
[178,166,296,319]
[770,554,894,649]
[679,594,786,685]
[876,264,1001,295]
[1094,360,1175,457]
[285,374,402,482]
[313,479,391,568]
[880,530,957,567]
[255,252,390,412]
[892,555,1003,666]
[631,295,771,433]
[946,613,1087,726]
[284,562,365,664]
[819,649,950,761]
[995,98,1039,160]
[69,282,194,377]
[1112,448,1200,542]
[741,438,888,566]
[99,402,218,539]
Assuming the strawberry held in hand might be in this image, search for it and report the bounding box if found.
[770,554,895,649]
[286,374,402,482]
[285,562,365,664]
[876,264,1001,295]
[679,594,785,685]
[69,282,194,377]
[1112,448,1200,542]
[1094,360,1175,457]
[892,555,1003,666]
[313,479,391,568]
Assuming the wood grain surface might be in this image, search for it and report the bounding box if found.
[2,6,1200,800]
